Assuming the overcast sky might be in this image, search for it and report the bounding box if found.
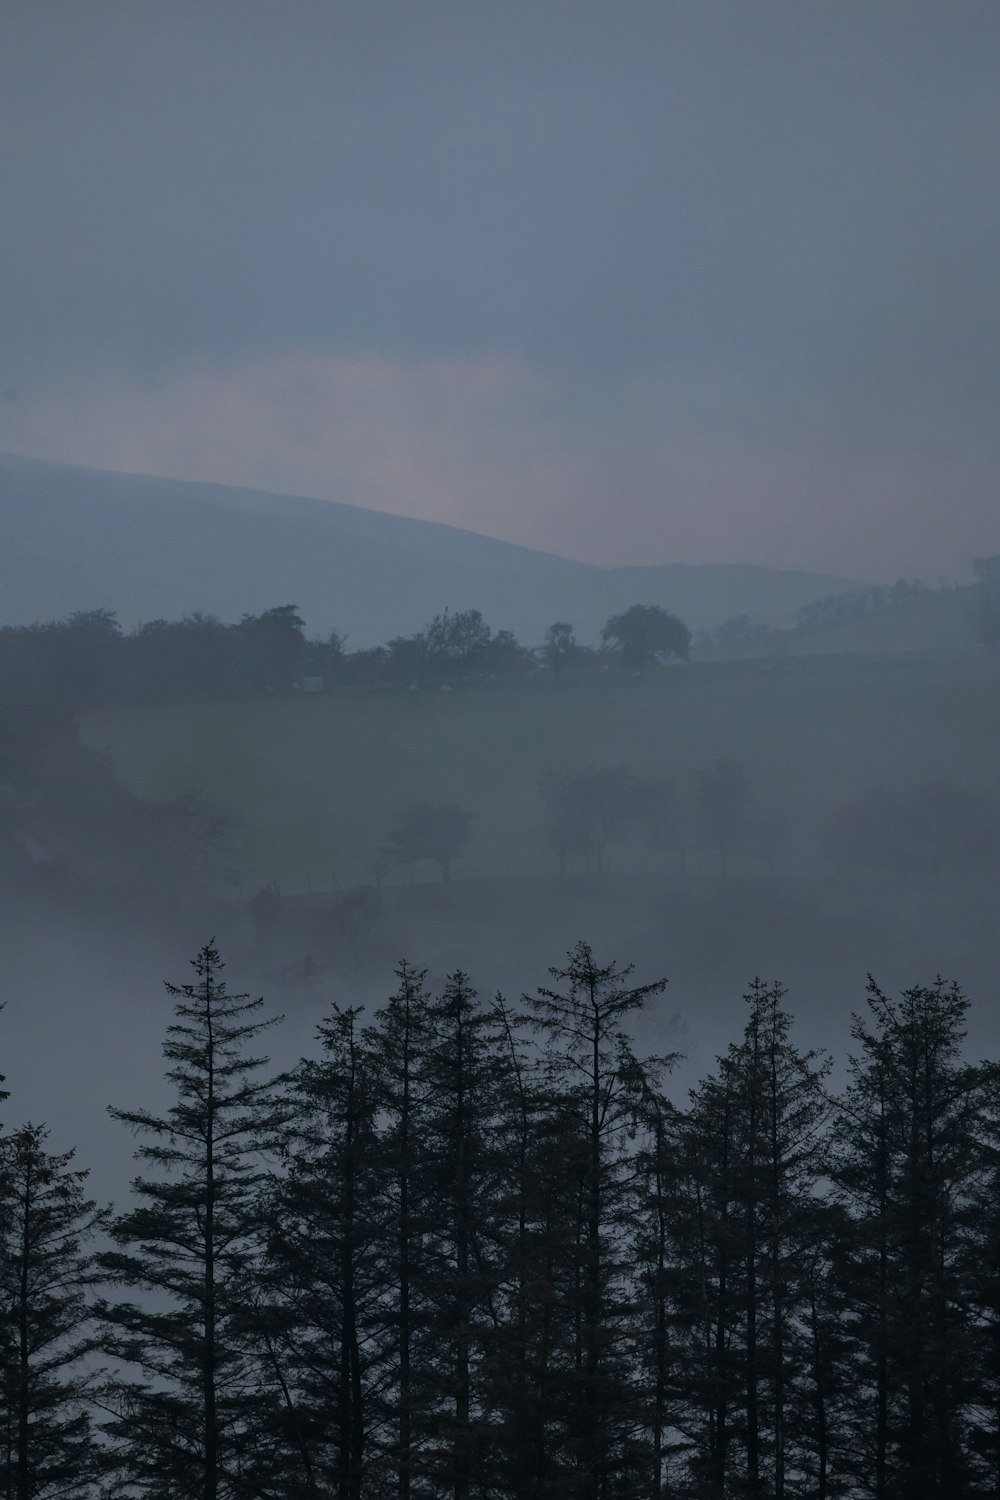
[1,1,998,579]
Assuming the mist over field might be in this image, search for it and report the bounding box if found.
[2,3,1000,1496]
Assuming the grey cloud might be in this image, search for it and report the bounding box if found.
[1,0,999,575]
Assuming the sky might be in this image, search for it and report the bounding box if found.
[1,1,998,581]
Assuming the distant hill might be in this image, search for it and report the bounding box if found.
[0,450,858,644]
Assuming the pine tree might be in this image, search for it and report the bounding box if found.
[677,981,830,1498]
[523,942,667,1500]
[418,972,509,1500]
[0,1123,106,1500]
[363,960,435,1500]
[630,1064,685,1500]
[99,942,289,1500]
[833,976,983,1500]
[483,992,584,1499]
[264,1003,381,1500]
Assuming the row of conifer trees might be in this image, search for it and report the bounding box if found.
[3,940,999,1499]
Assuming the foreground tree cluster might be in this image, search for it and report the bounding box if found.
[8,942,1000,1498]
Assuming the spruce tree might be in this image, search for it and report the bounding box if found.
[418,971,510,1500]
[523,942,667,1500]
[363,960,435,1500]
[483,992,585,1499]
[677,981,830,1498]
[264,1003,381,1500]
[630,1064,684,1500]
[0,1123,106,1500]
[833,976,984,1500]
[99,942,289,1500]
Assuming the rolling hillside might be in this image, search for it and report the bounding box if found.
[0,450,857,644]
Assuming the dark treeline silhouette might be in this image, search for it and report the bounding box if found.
[695,569,1000,661]
[5,941,1000,1497]
[534,762,1000,884]
[0,602,693,717]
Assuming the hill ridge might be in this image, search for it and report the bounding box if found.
[0,448,858,644]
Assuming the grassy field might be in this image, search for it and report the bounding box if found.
[80,656,1000,893]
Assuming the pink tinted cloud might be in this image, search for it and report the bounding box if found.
[0,351,995,581]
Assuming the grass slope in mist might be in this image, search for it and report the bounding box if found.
[81,658,1000,892]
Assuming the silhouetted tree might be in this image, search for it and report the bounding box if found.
[239,605,306,693]
[675,982,831,1498]
[523,943,668,1500]
[302,630,345,686]
[264,1004,381,1500]
[381,802,474,883]
[541,622,578,679]
[630,1061,684,1500]
[123,613,241,702]
[0,1124,106,1500]
[419,972,510,1500]
[422,610,492,673]
[145,789,245,893]
[364,963,435,1500]
[476,629,533,677]
[539,768,645,875]
[600,605,691,669]
[100,943,289,1500]
[832,977,984,1499]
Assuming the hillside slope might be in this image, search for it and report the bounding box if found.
[0,450,856,643]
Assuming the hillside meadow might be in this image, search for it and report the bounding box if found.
[81,655,1000,893]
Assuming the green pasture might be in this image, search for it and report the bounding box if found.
[81,658,1000,892]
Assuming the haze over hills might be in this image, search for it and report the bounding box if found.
[0,450,858,644]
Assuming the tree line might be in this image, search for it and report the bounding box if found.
[6,940,1000,1497]
[366,763,1000,889]
[695,561,1000,661]
[0,603,693,716]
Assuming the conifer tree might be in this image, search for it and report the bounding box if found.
[0,1123,106,1500]
[523,942,667,1500]
[483,992,585,1498]
[99,942,288,1500]
[264,1003,381,1500]
[677,981,830,1498]
[833,977,984,1500]
[418,971,509,1500]
[631,1065,685,1500]
[363,961,435,1500]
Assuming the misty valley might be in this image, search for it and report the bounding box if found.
[6,5,1000,1495]
[0,580,998,1499]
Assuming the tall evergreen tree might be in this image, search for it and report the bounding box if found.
[676,981,830,1498]
[263,1003,381,1500]
[630,1064,685,1500]
[99,942,289,1500]
[523,942,667,1500]
[483,992,585,1500]
[0,1123,106,1500]
[418,971,509,1500]
[363,961,435,1500]
[833,977,984,1500]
